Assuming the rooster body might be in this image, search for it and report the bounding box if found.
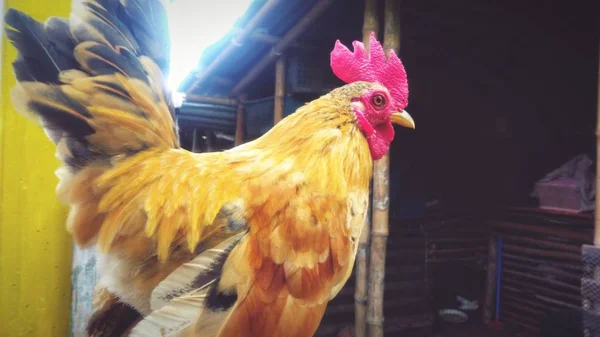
[4,0,414,336]
[87,96,373,336]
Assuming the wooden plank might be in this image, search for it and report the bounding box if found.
[505,301,544,317]
[502,260,580,283]
[503,269,579,292]
[503,278,581,304]
[503,252,581,272]
[503,312,540,333]
[491,220,591,241]
[500,234,582,253]
[502,293,553,312]
[503,243,581,262]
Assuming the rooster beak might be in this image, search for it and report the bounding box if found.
[391,110,415,129]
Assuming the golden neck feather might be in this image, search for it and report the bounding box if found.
[233,95,373,193]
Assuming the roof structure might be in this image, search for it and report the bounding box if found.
[175,0,365,143]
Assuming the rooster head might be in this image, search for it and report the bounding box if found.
[330,32,414,160]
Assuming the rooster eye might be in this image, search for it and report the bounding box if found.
[371,94,386,109]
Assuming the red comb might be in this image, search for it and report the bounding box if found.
[330,32,408,110]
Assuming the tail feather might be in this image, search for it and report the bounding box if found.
[5,0,179,172]
[74,41,147,79]
[70,1,140,55]
[4,9,77,83]
[45,17,77,62]
[120,0,170,73]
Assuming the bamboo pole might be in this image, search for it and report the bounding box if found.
[483,235,497,324]
[192,128,200,152]
[366,1,399,337]
[595,42,600,245]
[366,154,390,337]
[231,0,336,95]
[185,94,238,106]
[274,56,286,125]
[235,94,247,146]
[588,47,600,336]
[205,131,213,152]
[355,1,379,337]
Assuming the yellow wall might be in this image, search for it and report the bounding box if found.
[0,1,73,336]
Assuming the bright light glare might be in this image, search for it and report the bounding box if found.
[166,0,253,91]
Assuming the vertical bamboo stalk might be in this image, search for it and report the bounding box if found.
[592,46,600,337]
[483,235,498,324]
[367,154,389,337]
[355,1,379,337]
[594,42,600,245]
[362,0,379,43]
[192,128,200,152]
[382,0,401,53]
[235,94,247,146]
[205,131,213,152]
[274,56,286,125]
[367,1,399,337]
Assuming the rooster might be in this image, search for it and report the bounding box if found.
[3,0,415,336]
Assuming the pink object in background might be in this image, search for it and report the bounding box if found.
[535,178,584,213]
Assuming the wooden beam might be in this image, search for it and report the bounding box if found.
[355,2,379,337]
[235,94,247,146]
[185,0,283,94]
[274,56,286,125]
[212,76,235,87]
[230,28,318,50]
[185,94,238,106]
[231,0,335,95]
[367,1,399,337]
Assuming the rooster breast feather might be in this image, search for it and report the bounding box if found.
[128,162,370,337]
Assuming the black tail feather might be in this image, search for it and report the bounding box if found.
[45,17,77,62]
[4,9,76,83]
[121,0,170,74]
[74,42,147,80]
[4,0,178,171]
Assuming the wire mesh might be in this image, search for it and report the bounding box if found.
[582,244,600,337]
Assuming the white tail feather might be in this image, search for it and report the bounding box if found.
[150,233,244,311]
